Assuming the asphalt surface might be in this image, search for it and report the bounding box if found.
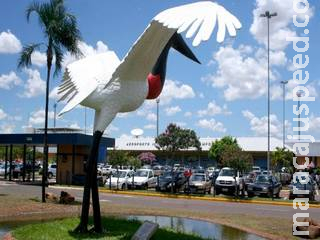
[1,181,319,221]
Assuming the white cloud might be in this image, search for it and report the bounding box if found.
[20,69,46,98]
[309,114,320,133]
[29,109,54,126]
[250,0,314,51]
[146,113,157,122]
[165,106,181,116]
[0,108,8,120]
[0,71,22,90]
[203,46,272,101]
[106,124,119,135]
[160,79,195,105]
[49,87,60,101]
[242,110,288,138]
[197,101,231,117]
[144,124,156,130]
[69,123,80,129]
[31,51,47,67]
[62,41,110,68]
[0,123,15,133]
[0,31,22,54]
[184,112,192,117]
[196,119,226,133]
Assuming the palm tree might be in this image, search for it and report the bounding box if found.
[18,0,82,203]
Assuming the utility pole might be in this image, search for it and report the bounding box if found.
[260,11,277,172]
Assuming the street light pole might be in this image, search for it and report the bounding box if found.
[261,11,277,173]
[296,90,303,141]
[156,98,160,137]
[280,80,288,148]
[53,102,57,128]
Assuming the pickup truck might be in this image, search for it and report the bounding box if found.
[215,167,244,196]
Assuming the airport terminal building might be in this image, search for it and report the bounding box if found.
[113,136,317,169]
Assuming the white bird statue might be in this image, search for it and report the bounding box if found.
[58,1,241,233]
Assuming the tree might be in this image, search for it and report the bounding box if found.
[208,136,238,167]
[138,152,156,165]
[271,147,294,172]
[18,0,82,203]
[155,123,201,165]
[108,150,129,168]
[221,144,253,174]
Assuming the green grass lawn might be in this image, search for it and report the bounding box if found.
[12,217,207,240]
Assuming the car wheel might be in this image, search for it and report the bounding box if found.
[48,172,53,179]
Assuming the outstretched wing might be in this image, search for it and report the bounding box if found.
[58,51,120,115]
[110,1,241,83]
[154,1,242,46]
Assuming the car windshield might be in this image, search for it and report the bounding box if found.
[162,171,172,178]
[219,169,234,177]
[255,175,270,183]
[113,171,127,178]
[135,170,148,177]
[191,175,205,181]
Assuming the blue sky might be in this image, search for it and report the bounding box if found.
[0,0,319,140]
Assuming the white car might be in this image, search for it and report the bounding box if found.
[215,167,244,196]
[48,164,57,179]
[0,165,9,176]
[106,170,134,190]
[101,165,113,175]
[128,169,157,189]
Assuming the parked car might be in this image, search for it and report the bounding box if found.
[141,165,152,170]
[252,166,261,174]
[0,165,9,176]
[243,172,257,190]
[105,169,134,190]
[48,164,57,179]
[247,175,282,198]
[156,171,187,193]
[188,173,212,194]
[209,168,221,183]
[288,176,317,201]
[206,166,215,176]
[215,167,244,196]
[153,165,165,176]
[128,169,157,189]
[101,165,113,175]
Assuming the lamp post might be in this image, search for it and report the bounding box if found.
[53,102,57,128]
[280,80,288,148]
[156,98,160,137]
[260,11,277,173]
[296,90,304,141]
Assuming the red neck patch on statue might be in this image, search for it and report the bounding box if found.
[146,73,162,99]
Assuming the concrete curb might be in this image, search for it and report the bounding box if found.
[49,185,320,208]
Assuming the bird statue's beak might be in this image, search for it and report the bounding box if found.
[171,33,201,64]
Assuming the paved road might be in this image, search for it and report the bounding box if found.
[1,181,319,221]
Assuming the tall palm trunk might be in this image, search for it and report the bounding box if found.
[42,40,53,203]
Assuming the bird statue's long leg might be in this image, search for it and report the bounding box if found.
[91,135,103,233]
[74,130,103,233]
